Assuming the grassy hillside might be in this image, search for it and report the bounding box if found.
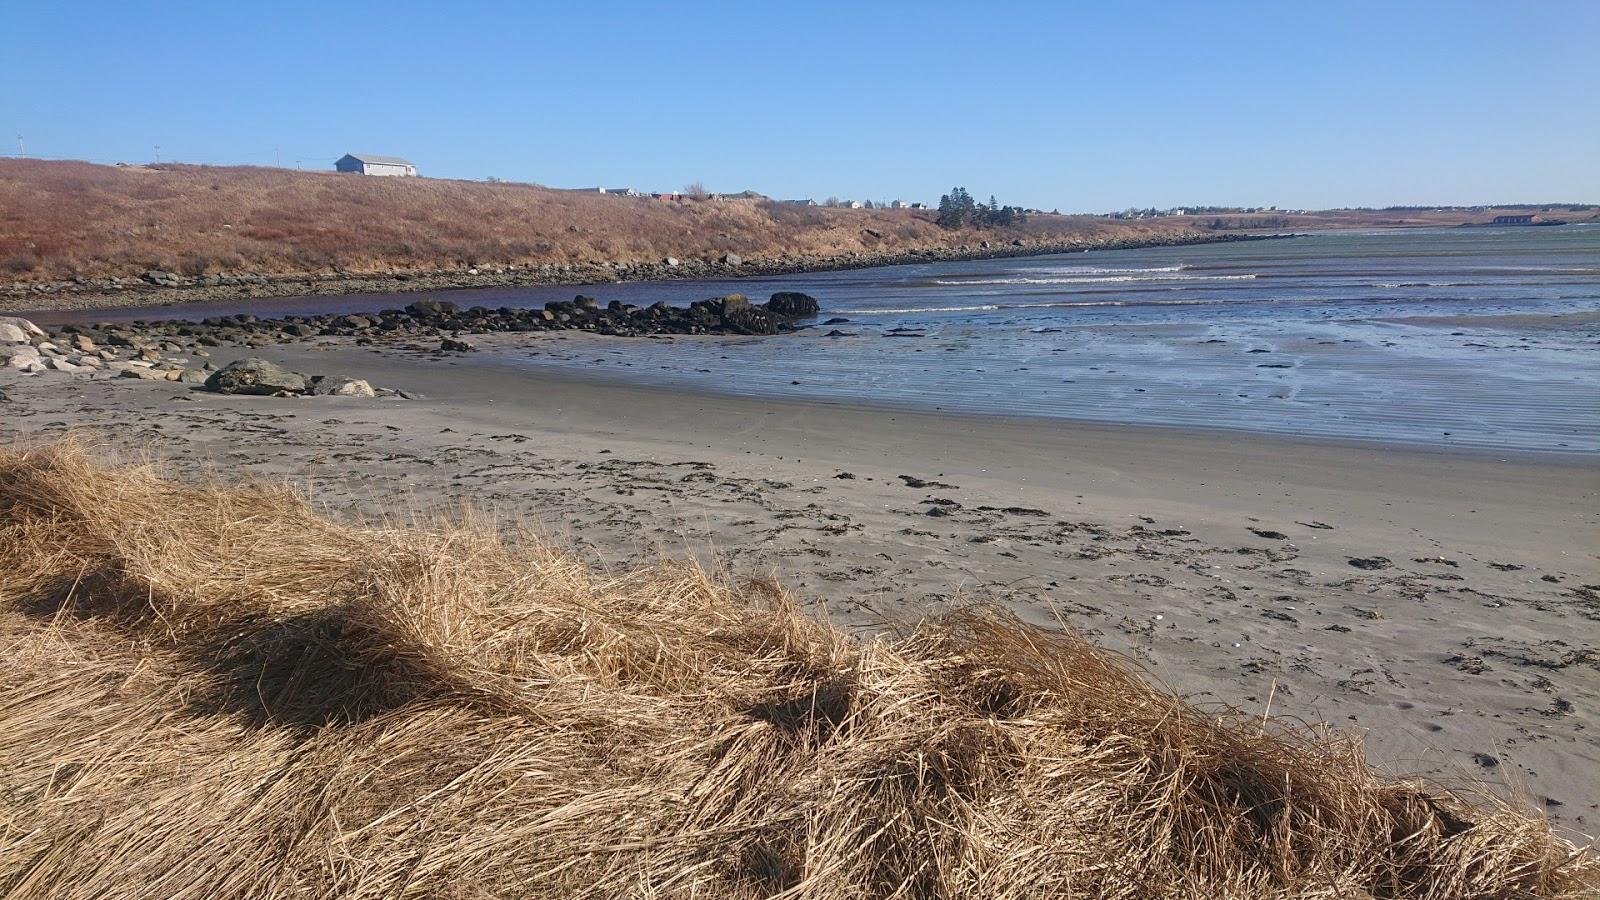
[0,441,1593,898]
[4,159,1591,294]
[0,160,1204,282]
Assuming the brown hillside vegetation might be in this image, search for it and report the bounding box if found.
[0,160,1202,281]
[0,441,1593,899]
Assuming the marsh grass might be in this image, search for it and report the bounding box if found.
[0,441,1593,898]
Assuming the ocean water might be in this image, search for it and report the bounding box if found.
[510,226,1600,452]
[35,226,1600,452]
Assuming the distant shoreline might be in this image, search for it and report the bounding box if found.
[3,232,1297,315]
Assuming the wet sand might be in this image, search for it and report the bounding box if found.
[2,337,1596,840]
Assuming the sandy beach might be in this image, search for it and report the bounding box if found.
[3,333,1595,839]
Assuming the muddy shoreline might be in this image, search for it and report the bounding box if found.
[2,231,1296,314]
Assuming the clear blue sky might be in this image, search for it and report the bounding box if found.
[4,0,1596,211]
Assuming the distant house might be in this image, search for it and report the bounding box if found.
[334,154,417,177]
[780,199,817,206]
[1492,214,1536,225]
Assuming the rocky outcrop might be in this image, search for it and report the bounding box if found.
[0,315,394,397]
[33,291,828,356]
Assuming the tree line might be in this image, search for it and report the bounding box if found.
[936,187,1027,229]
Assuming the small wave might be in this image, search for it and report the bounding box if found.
[851,304,1003,314]
[1028,264,1189,275]
[927,274,1258,286]
[850,298,1235,315]
[1372,281,1473,288]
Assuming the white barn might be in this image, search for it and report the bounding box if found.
[334,153,417,177]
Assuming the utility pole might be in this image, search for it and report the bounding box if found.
[275,147,281,167]
[15,134,23,157]
[153,145,161,164]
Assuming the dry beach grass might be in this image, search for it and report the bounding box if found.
[0,441,1593,899]
[0,160,1137,281]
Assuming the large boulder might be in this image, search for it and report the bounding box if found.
[204,358,309,395]
[0,316,46,343]
[692,294,749,316]
[766,292,820,317]
[721,305,780,335]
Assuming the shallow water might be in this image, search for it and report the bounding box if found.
[39,226,1600,451]
[511,226,1600,452]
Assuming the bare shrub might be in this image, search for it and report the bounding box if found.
[2,252,38,274]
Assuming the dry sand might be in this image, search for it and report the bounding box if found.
[2,334,1596,841]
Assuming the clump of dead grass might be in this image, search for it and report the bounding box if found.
[0,441,1593,899]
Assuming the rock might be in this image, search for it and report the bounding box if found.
[407,298,460,317]
[204,357,309,395]
[0,323,27,344]
[721,253,743,266]
[307,375,376,398]
[70,334,97,352]
[439,338,476,352]
[718,294,750,312]
[722,306,778,335]
[0,316,45,339]
[2,345,41,366]
[1347,556,1393,571]
[118,366,167,381]
[179,368,208,384]
[663,257,679,267]
[766,292,820,317]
